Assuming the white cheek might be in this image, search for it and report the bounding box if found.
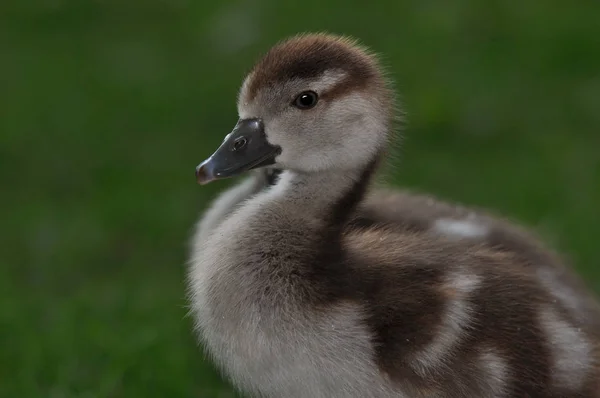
[314,94,386,170]
[265,117,320,168]
[337,97,387,166]
[269,93,387,172]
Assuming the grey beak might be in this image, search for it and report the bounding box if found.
[195,118,281,185]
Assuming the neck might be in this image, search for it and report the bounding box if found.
[196,156,383,312]
[264,157,380,228]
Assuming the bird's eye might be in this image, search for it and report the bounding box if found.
[293,91,318,109]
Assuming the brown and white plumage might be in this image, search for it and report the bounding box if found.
[188,33,600,397]
[198,168,600,339]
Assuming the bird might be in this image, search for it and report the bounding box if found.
[196,166,600,337]
[188,33,600,397]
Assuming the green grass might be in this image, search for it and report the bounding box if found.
[1,1,599,397]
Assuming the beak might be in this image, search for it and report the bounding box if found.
[195,118,281,185]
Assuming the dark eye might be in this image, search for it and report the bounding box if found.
[232,136,247,152]
[293,91,318,109]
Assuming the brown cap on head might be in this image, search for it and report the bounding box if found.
[246,33,391,103]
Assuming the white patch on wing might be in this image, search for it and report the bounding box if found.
[479,347,508,397]
[536,267,585,323]
[539,307,591,392]
[412,272,481,376]
[433,218,488,239]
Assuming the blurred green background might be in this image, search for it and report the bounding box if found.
[2,0,599,397]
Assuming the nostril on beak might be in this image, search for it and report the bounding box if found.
[232,136,248,152]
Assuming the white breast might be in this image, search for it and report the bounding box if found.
[188,201,406,398]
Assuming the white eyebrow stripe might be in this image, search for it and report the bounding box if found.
[237,69,349,119]
[306,69,349,92]
[539,307,592,391]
